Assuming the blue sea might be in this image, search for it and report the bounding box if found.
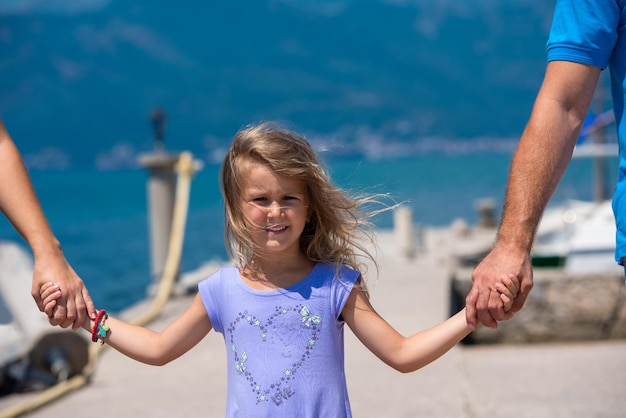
[0,151,611,313]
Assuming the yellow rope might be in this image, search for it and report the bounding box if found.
[0,152,197,418]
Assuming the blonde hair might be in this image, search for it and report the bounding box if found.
[220,122,390,281]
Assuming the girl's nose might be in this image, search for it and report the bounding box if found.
[268,201,283,216]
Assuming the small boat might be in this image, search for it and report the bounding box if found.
[532,199,621,274]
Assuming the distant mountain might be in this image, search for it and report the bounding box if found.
[0,0,554,168]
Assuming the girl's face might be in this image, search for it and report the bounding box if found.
[240,162,309,260]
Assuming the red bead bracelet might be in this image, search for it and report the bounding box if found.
[91,309,108,343]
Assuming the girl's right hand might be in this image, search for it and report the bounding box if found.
[40,282,62,318]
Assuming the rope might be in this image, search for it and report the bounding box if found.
[0,152,197,418]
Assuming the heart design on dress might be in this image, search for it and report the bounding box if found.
[226,304,322,405]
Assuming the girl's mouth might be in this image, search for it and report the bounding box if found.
[266,225,287,232]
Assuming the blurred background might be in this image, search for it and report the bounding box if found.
[1,0,608,312]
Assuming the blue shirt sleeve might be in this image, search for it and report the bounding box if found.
[198,267,231,333]
[546,0,622,69]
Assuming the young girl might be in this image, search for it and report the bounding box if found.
[41,122,519,417]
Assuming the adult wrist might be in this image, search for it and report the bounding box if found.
[30,236,64,261]
[493,232,534,255]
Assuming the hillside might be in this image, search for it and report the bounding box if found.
[0,0,554,168]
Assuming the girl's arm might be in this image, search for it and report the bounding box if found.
[342,275,518,373]
[41,283,212,366]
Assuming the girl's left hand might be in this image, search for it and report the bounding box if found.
[495,274,520,312]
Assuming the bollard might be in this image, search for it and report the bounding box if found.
[394,206,415,260]
[474,198,497,228]
[138,151,180,283]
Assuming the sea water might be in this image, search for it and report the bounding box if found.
[0,152,608,313]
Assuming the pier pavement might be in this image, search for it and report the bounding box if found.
[1,229,625,417]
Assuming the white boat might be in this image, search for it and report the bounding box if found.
[532,199,621,274]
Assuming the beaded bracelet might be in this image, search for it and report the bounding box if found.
[91,309,110,345]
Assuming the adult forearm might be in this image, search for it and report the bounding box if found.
[466,61,600,329]
[0,122,59,256]
[497,103,579,252]
[496,61,599,252]
[2,121,96,327]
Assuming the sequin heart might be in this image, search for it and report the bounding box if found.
[227,304,322,405]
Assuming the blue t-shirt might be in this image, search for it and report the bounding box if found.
[198,263,360,418]
[546,0,626,262]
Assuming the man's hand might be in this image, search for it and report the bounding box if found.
[465,244,533,330]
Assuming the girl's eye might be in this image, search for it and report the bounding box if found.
[252,197,269,205]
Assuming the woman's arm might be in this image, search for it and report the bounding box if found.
[0,120,96,329]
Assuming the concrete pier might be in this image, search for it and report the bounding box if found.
[1,229,624,417]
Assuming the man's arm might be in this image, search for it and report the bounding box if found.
[0,120,96,329]
[466,61,602,329]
